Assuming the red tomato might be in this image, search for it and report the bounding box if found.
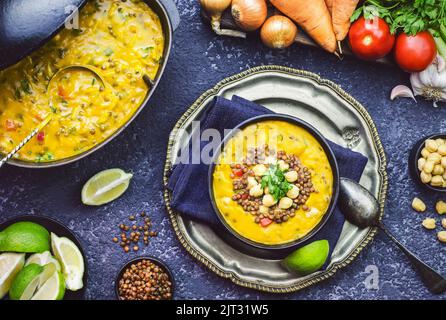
[241,193,249,200]
[37,131,45,142]
[260,218,273,228]
[5,119,17,131]
[394,31,436,72]
[233,169,243,177]
[348,16,395,61]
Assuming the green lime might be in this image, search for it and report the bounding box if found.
[0,253,25,299]
[81,168,133,206]
[9,263,44,300]
[282,240,330,275]
[26,251,61,271]
[31,270,65,300]
[0,222,50,253]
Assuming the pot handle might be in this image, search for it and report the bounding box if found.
[159,0,180,32]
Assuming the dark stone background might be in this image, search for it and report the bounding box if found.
[1,0,445,300]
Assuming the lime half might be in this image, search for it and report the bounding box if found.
[0,253,25,299]
[31,270,65,300]
[51,233,84,291]
[0,222,50,253]
[81,168,133,206]
[282,240,330,276]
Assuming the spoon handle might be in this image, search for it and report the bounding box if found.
[378,223,446,294]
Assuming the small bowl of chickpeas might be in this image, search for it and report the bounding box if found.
[410,134,446,192]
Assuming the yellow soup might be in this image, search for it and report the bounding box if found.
[0,0,164,162]
[212,120,334,245]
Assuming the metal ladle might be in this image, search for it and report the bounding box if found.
[0,65,106,168]
[339,177,446,294]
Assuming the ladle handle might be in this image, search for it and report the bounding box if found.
[378,223,446,294]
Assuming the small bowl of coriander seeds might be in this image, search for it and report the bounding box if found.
[115,257,174,300]
[410,134,446,192]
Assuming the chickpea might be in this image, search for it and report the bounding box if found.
[425,139,438,152]
[284,171,298,182]
[431,175,444,187]
[436,200,446,215]
[423,160,435,174]
[418,158,426,171]
[264,156,276,165]
[422,218,436,230]
[259,205,269,215]
[247,177,258,189]
[249,184,264,197]
[252,164,267,176]
[438,144,446,156]
[433,164,445,176]
[441,157,446,168]
[437,231,446,243]
[420,171,432,184]
[278,160,289,171]
[427,152,442,164]
[442,218,446,228]
[421,147,430,158]
[412,197,426,212]
[278,197,293,209]
[435,138,445,146]
[262,194,277,207]
[286,185,300,199]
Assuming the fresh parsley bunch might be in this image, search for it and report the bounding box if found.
[261,164,293,201]
[352,0,446,35]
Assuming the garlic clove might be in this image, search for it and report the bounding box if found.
[390,85,416,102]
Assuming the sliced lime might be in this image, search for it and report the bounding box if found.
[0,253,25,299]
[9,263,44,300]
[51,233,84,291]
[26,251,61,271]
[31,270,65,300]
[81,168,133,206]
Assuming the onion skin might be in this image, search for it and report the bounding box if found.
[232,0,267,32]
[260,15,298,49]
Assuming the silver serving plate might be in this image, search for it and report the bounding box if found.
[163,66,388,293]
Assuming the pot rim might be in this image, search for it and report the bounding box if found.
[208,113,340,251]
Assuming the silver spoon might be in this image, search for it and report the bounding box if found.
[339,178,446,294]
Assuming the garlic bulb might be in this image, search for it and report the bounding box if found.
[410,55,446,108]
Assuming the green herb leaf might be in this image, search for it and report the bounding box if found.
[261,164,293,201]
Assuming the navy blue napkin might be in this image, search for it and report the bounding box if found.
[167,95,368,263]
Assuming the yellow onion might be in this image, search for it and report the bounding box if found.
[200,0,246,38]
[260,15,297,49]
[231,0,267,31]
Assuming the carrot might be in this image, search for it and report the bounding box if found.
[325,0,334,15]
[269,0,337,53]
[332,0,359,41]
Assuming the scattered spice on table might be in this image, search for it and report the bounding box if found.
[113,212,158,252]
[118,259,172,300]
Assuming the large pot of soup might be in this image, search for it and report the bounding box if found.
[0,0,178,167]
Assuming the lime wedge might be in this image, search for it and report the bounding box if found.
[81,168,133,206]
[31,270,65,300]
[0,253,25,299]
[51,233,84,291]
[282,240,330,276]
[26,251,61,271]
[0,222,50,253]
[9,263,44,300]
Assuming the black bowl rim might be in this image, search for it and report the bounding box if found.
[0,214,88,300]
[208,114,340,251]
[114,256,175,300]
[410,133,446,193]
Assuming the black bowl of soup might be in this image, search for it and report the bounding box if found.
[208,114,340,257]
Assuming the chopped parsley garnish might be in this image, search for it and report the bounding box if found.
[261,164,293,201]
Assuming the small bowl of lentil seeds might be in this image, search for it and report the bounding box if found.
[115,257,174,300]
